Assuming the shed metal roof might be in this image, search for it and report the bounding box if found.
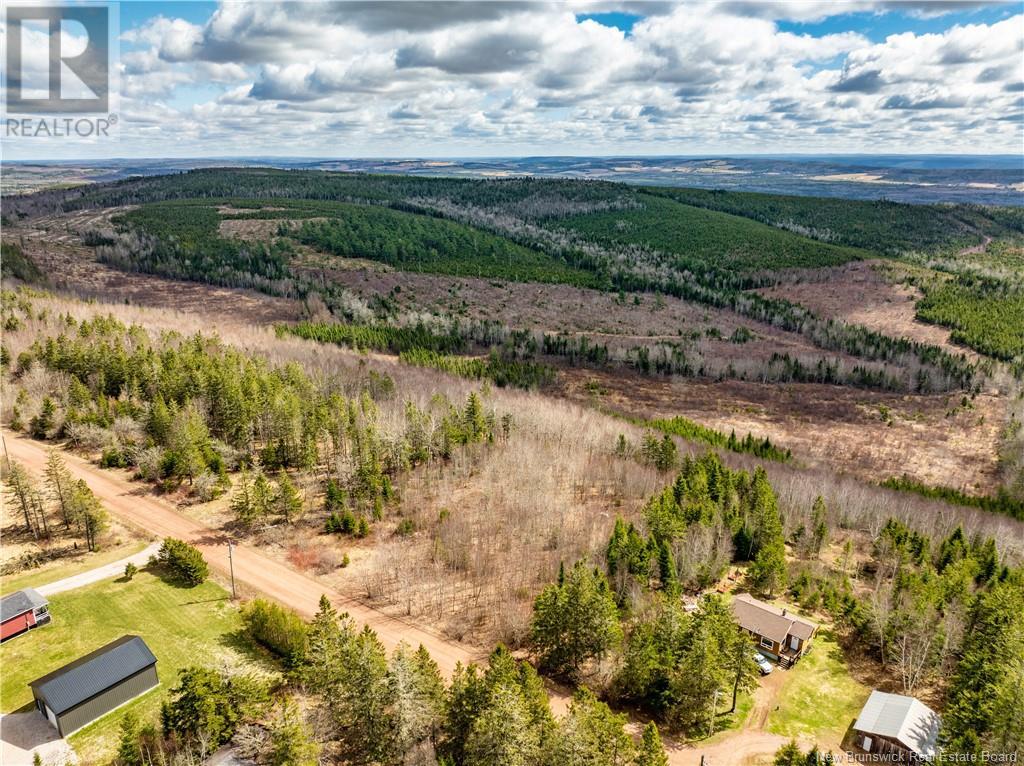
[30,635,157,715]
[731,593,817,644]
[853,690,941,758]
[1,588,48,623]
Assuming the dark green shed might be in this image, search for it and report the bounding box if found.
[30,635,159,737]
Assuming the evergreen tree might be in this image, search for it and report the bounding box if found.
[5,460,42,538]
[942,577,1024,757]
[251,468,275,522]
[116,711,142,766]
[750,535,787,597]
[548,687,635,765]
[69,479,108,551]
[269,700,320,766]
[463,684,542,766]
[29,396,56,438]
[231,468,254,526]
[388,642,445,757]
[749,474,787,596]
[44,450,75,530]
[161,667,269,749]
[657,538,678,595]
[147,394,172,445]
[166,403,210,485]
[635,723,669,766]
[807,496,829,558]
[275,470,303,523]
[531,561,622,677]
[773,740,805,766]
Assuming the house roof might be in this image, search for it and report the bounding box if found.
[731,593,817,644]
[1,588,48,623]
[30,635,157,715]
[854,690,941,758]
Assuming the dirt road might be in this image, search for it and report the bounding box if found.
[1,431,484,677]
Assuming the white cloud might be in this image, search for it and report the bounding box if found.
[8,1,1022,157]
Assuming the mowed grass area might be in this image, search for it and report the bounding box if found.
[0,567,267,764]
[766,631,871,746]
[0,540,150,595]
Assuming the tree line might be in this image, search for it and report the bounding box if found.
[116,593,671,766]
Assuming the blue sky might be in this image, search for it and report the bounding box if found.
[4,1,1023,159]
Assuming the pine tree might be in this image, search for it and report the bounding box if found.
[5,460,41,538]
[942,577,1024,756]
[116,711,143,766]
[147,394,172,444]
[750,535,787,597]
[252,468,274,521]
[657,538,678,595]
[29,396,56,439]
[464,684,542,766]
[636,723,669,766]
[808,496,829,557]
[44,450,75,529]
[464,392,488,443]
[269,700,319,766]
[231,468,254,526]
[549,687,634,765]
[388,642,445,755]
[69,479,107,551]
[773,740,805,766]
[531,561,622,677]
[749,472,787,596]
[275,470,302,523]
[166,403,210,485]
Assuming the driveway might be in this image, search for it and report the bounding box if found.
[35,543,161,597]
[0,712,77,766]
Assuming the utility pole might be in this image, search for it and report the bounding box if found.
[228,539,237,600]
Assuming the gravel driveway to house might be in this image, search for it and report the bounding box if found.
[35,544,161,597]
[0,712,78,766]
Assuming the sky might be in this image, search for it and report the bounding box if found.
[3,0,1023,160]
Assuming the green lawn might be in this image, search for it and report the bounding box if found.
[0,567,268,764]
[704,689,756,743]
[0,541,149,595]
[766,630,871,746]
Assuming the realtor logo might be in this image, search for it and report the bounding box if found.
[4,5,110,114]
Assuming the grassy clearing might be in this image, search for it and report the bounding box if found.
[0,567,267,764]
[0,540,149,595]
[765,631,870,745]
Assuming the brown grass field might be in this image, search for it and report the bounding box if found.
[757,260,979,362]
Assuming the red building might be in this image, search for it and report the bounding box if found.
[1,588,51,642]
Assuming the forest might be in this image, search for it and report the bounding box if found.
[524,452,1022,750]
[54,174,989,394]
[3,282,1023,764]
[651,186,1024,255]
[916,274,1024,362]
[556,193,866,273]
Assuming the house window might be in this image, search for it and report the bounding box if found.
[35,606,48,617]
[759,636,773,650]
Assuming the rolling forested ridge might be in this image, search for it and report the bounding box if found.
[2,167,1023,764]
[4,168,1019,384]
